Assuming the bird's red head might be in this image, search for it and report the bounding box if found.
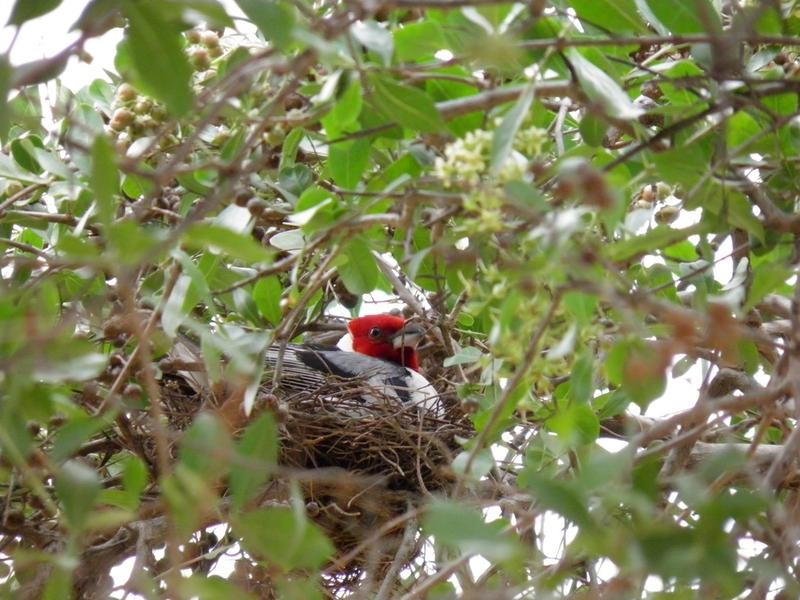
[347,314,424,371]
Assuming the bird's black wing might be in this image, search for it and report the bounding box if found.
[263,344,412,401]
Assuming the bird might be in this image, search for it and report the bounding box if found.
[263,314,439,415]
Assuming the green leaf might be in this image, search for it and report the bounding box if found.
[10,136,44,173]
[604,223,705,262]
[643,0,721,34]
[328,138,369,190]
[609,340,667,409]
[726,111,762,151]
[350,20,393,66]
[229,413,278,510]
[425,66,482,136]
[727,194,764,243]
[234,0,294,49]
[321,80,362,137]
[563,292,597,324]
[274,577,324,600]
[103,453,150,511]
[173,249,217,320]
[423,500,523,562]
[55,460,101,531]
[33,147,71,178]
[122,454,149,509]
[55,234,100,261]
[672,355,696,378]
[279,164,313,198]
[270,229,305,252]
[291,186,337,231]
[184,223,272,263]
[548,402,599,445]
[744,262,791,313]
[0,57,12,143]
[33,351,107,383]
[662,240,698,262]
[0,152,47,183]
[123,0,193,115]
[121,172,155,198]
[646,263,679,302]
[451,449,494,480]
[253,276,283,325]
[181,576,257,600]
[50,415,112,463]
[594,388,631,418]
[338,237,379,295]
[369,75,445,133]
[443,346,483,367]
[8,0,62,25]
[520,470,593,529]
[566,48,642,120]
[161,273,192,337]
[89,136,119,229]
[176,169,215,195]
[394,21,447,62]
[280,127,305,169]
[649,142,709,187]
[569,351,594,404]
[570,0,646,32]
[579,113,607,147]
[234,507,333,570]
[179,413,231,477]
[490,81,534,175]
[162,465,215,537]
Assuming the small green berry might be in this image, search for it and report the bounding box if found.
[201,30,220,48]
[116,83,137,102]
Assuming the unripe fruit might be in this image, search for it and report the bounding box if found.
[116,83,137,102]
[151,105,167,121]
[109,108,134,131]
[133,99,152,114]
[655,205,680,224]
[655,182,672,200]
[5,180,23,197]
[186,30,201,44]
[190,48,211,70]
[201,30,220,48]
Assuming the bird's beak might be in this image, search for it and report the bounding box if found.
[392,323,425,349]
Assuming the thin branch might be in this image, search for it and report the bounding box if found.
[516,33,800,50]
[437,80,574,120]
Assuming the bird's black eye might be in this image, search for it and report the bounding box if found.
[368,327,382,338]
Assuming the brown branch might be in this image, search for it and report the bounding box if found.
[633,381,788,451]
[517,33,800,51]
[602,102,722,173]
[437,80,574,120]
[0,182,48,216]
[0,210,101,235]
[370,0,529,8]
[747,185,800,234]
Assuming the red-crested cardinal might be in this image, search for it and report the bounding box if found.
[264,314,438,414]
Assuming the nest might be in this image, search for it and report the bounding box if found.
[158,371,473,585]
[278,385,469,554]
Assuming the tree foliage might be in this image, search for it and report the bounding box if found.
[2,0,800,597]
